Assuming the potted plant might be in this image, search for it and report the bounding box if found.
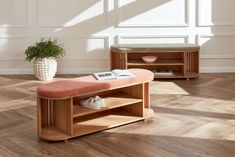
[25,39,65,81]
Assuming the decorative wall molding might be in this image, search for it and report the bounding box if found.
[116,0,189,27]
[0,68,33,74]
[197,0,235,26]
[0,0,29,28]
[37,36,109,60]
[200,55,235,59]
[197,34,235,59]
[117,35,189,44]
[37,0,109,27]
[0,67,110,74]
[4,67,235,74]
[1,0,235,74]
[0,36,29,61]
[57,67,110,74]
[200,67,235,73]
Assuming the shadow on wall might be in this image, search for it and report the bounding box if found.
[51,0,172,35]
[45,0,172,71]
[4,0,233,73]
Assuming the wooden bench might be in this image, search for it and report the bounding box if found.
[37,69,154,141]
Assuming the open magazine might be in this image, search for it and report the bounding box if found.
[93,69,134,80]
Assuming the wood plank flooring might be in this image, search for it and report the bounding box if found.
[0,73,235,157]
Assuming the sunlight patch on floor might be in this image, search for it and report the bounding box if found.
[104,110,235,141]
[153,94,235,115]
[150,81,189,95]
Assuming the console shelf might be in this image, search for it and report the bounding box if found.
[111,44,200,79]
[127,60,184,66]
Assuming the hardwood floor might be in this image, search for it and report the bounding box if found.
[0,73,235,157]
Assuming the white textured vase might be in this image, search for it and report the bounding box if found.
[33,57,57,81]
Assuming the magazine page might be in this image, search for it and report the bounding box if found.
[111,69,133,78]
[93,72,116,80]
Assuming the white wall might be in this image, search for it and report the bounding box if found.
[0,0,235,74]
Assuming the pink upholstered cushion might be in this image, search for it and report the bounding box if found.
[37,69,154,98]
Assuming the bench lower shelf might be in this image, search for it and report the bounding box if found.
[39,108,153,141]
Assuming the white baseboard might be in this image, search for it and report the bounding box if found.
[0,69,33,74]
[0,67,234,74]
[57,68,110,74]
[200,67,235,73]
[0,68,109,75]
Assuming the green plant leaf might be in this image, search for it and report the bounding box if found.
[25,38,65,62]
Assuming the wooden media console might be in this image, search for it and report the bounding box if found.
[110,44,200,79]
